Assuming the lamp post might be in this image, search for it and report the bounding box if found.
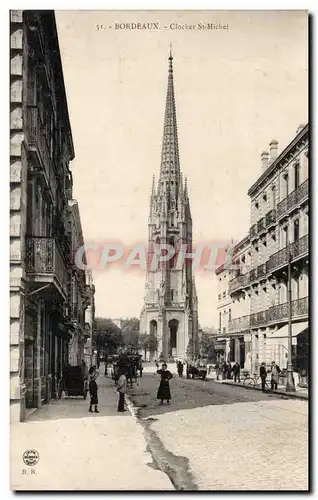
[286,244,296,392]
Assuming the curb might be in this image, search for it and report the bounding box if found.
[211,380,308,400]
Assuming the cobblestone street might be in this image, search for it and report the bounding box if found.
[128,368,308,491]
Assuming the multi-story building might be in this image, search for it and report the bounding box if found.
[10,11,90,422]
[216,237,251,367]
[67,200,90,365]
[84,269,96,365]
[215,124,309,379]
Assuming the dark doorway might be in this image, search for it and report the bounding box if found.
[150,320,157,337]
[168,319,178,355]
[239,337,245,368]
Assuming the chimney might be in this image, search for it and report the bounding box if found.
[296,124,305,135]
[261,151,269,172]
[269,139,278,162]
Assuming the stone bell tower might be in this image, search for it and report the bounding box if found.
[140,50,198,362]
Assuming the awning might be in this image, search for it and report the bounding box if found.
[267,322,308,345]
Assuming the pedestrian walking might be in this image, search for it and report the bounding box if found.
[215,361,220,380]
[117,369,127,412]
[156,363,173,404]
[88,366,99,413]
[232,362,241,383]
[139,360,143,378]
[270,361,281,391]
[154,359,159,373]
[221,361,227,380]
[177,361,183,377]
[260,362,267,392]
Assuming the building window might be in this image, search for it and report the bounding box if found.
[229,309,231,322]
[293,219,299,242]
[272,186,276,210]
[294,162,300,190]
[170,289,174,301]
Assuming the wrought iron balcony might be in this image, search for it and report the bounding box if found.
[249,268,257,282]
[250,224,257,239]
[265,209,276,227]
[25,237,69,298]
[228,315,250,332]
[277,179,309,220]
[25,105,57,200]
[297,179,309,203]
[228,272,249,294]
[290,234,309,261]
[267,297,308,323]
[257,263,267,279]
[250,311,267,327]
[257,217,265,233]
[267,234,308,274]
[277,198,288,219]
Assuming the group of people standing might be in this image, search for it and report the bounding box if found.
[83,361,128,414]
[215,361,241,382]
[260,361,281,392]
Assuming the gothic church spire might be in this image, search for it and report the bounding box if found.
[158,49,180,193]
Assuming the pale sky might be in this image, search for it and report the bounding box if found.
[55,10,308,326]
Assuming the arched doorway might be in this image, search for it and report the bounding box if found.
[149,320,158,361]
[168,319,179,358]
[150,320,157,337]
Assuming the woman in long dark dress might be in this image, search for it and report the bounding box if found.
[157,363,173,404]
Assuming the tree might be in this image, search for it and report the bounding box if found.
[93,317,124,357]
[121,317,140,349]
[186,338,194,359]
[139,333,149,360]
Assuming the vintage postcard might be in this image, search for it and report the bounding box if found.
[9,9,308,491]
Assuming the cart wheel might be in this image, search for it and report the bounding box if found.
[83,389,88,400]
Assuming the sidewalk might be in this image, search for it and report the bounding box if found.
[10,368,173,491]
[208,375,308,400]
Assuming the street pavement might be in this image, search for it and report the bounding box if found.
[10,369,173,491]
[128,366,308,491]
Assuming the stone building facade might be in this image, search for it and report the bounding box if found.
[10,11,91,422]
[140,52,199,362]
[215,124,309,376]
[84,269,96,365]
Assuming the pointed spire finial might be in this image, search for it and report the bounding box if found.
[169,43,173,59]
[151,175,156,197]
[184,177,188,197]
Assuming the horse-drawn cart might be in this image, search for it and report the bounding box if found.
[186,364,207,380]
[111,353,141,387]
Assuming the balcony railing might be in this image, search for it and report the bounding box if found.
[25,237,69,294]
[257,217,265,233]
[290,234,309,261]
[277,198,288,219]
[257,263,267,279]
[228,273,249,294]
[250,224,257,238]
[277,180,309,220]
[267,234,309,273]
[267,297,308,323]
[250,268,257,282]
[250,311,267,327]
[26,105,57,200]
[228,315,250,332]
[265,209,276,227]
